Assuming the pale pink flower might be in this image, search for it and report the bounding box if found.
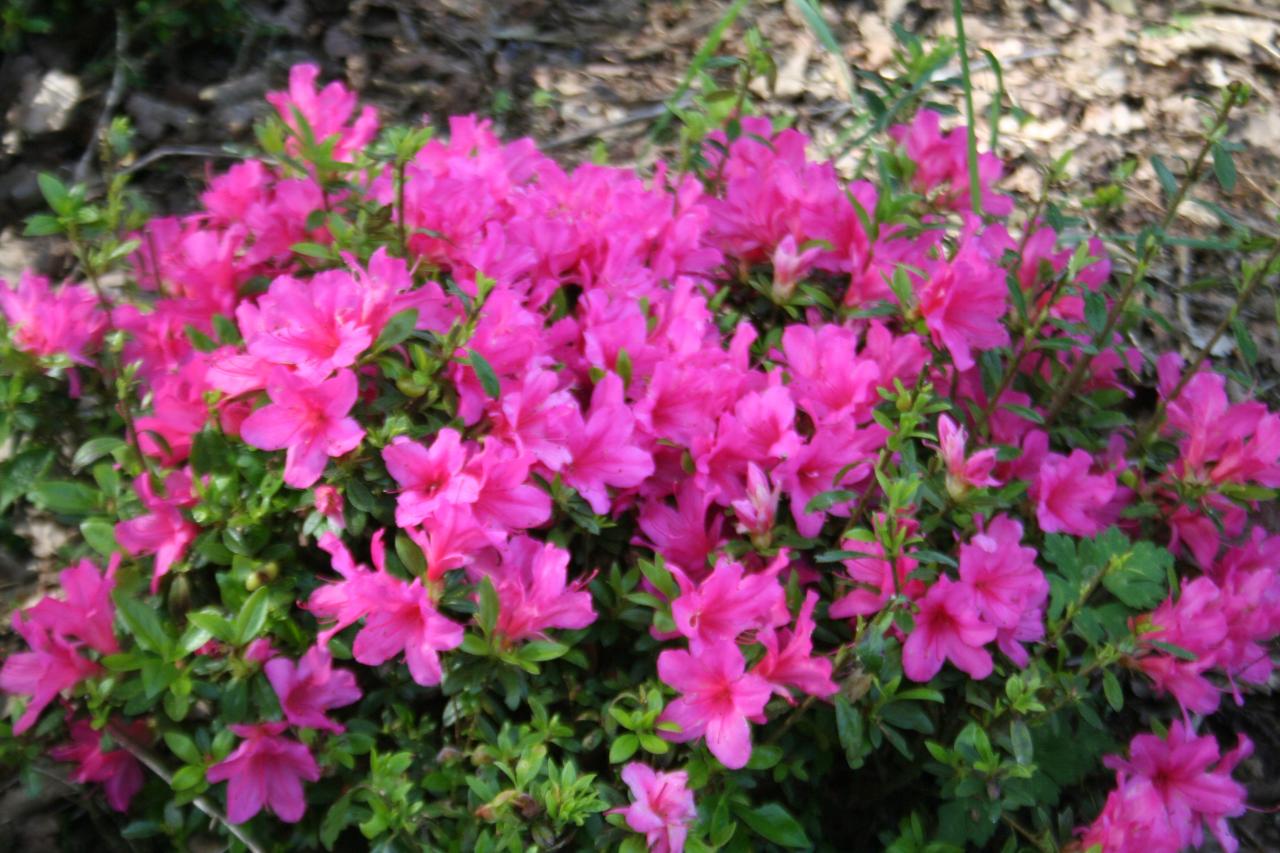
[902,576,997,682]
[265,645,362,733]
[730,462,780,547]
[657,642,772,769]
[957,516,1046,652]
[50,717,148,812]
[240,367,365,489]
[613,763,698,853]
[206,722,320,824]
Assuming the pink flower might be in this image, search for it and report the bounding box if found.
[1080,722,1252,853]
[1031,450,1116,536]
[637,481,725,581]
[563,373,654,514]
[475,536,596,643]
[829,540,923,619]
[770,235,821,301]
[916,240,1010,371]
[657,642,772,769]
[0,271,106,365]
[465,439,552,532]
[613,763,698,853]
[0,615,99,734]
[206,722,321,824]
[775,422,884,538]
[730,462,780,547]
[50,717,148,812]
[240,367,365,489]
[115,470,199,594]
[670,555,788,649]
[243,638,277,663]
[754,590,838,702]
[889,110,1013,216]
[383,429,480,528]
[313,485,345,528]
[238,272,374,376]
[265,645,362,733]
[957,516,1046,665]
[25,557,119,655]
[307,531,397,645]
[931,414,999,496]
[902,576,997,682]
[267,63,378,162]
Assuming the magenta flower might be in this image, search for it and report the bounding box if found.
[465,439,553,532]
[613,763,698,853]
[916,240,1010,371]
[770,235,821,301]
[266,63,379,162]
[238,272,374,376]
[50,717,148,812]
[115,470,199,594]
[829,541,923,619]
[957,515,1046,663]
[657,642,772,769]
[902,576,997,682]
[0,615,99,734]
[0,271,106,365]
[25,557,119,656]
[1080,722,1252,853]
[637,480,725,581]
[265,645,362,733]
[564,372,654,514]
[383,429,479,528]
[1031,449,1116,536]
[754,590,838,702]
[313,485,345,528]
[206,722,320,824]
[308,531,397,645]
[479,536,596,643]
[240,367,365,489]
[670,555,788,649]
[931,413,999,496]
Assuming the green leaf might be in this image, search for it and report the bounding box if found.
[1102,669,1124,711]
[1232,318,1257,366]
[1101,540,1170,609]
[468,349,500,399]
[476,576,500,636]
[746,744,783,770]
[291,241,333,260]
[233,587,271,645]
[170,765,205,791]
[520,640,568,662]
[1149,639,1198,661]
[1211,142,1237,191]
[638,557,679,600]
[37,172,71,214]
[73,436,126,470]
[23,214,62,237]
[1151,156,1178,198]
[116,596,172,656]
[31,480,102,516]
[804,489,858,514]
[834,696,866,769]
[1083,291,1107,337]
[164,732,203,765]
[735,802,812,849]
[609,734,639,764]
[1010,719,1033,765]
[176,623,214,657]
[372,308,418,354]
[186,609,235,642]
[80,518,118,556]
[395,532,427,577]
[1000,403,1045,425]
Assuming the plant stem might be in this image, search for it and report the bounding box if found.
[1134,239,1280,449]
[108,725,265,853]
[952,0,983,215]
[1041,85,1245,429]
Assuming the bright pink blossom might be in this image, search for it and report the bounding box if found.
[613,763,698,853]
[1031,449,1116,536]
[267,63,378,162]
[25,557,119,655]
[754,591,838,701]
[50,717,148,812]
[383,429,479,528]
[475,536,596,643]
[932,414,999,496]
[916,240,1010,371]
[657,642,772,769]
[240,367,365,488]
[957,516,1046,666]
[670,555,788,649]
[0,615,99,734]
[115,470,199,593]
[563,373,654,514]
[902,576,997,682]
[206,722,321,824]
[265,645,362,733]
[0,271,106,365]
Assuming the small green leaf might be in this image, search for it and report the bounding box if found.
[37,172,71,214]
[290,242,333,260]
[468,349,500,399]
[1149,639,1198,661]
[1102,669,1124,711]
[23,214,62,237]
[72,436,126,471]
[186,609,234,642]
[170,765,205,791]
[116,596,172,656]
[32,480,102,516]
[609,734,639,763]
[395,532,427,577]
[1151,156,1178,198]
[164,732,203,765]
[1232,318,1257,366]
[372,308,418,354]
[476,576,500,636]
[1009,719,1033,765]
[80,518,118,557]
[804,489,858,514]
[233,587,271,645]
[735,802,811,849]
[1211,142,1237,191]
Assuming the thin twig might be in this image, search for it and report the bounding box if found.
[75,13,130,185]
[108,725,265,853]
[120,145,241,176]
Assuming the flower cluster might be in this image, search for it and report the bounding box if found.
[0,65,1274,851]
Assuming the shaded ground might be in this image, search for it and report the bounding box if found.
[0,0,1278,848]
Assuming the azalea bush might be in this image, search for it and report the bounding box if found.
[1,58,1278,853]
